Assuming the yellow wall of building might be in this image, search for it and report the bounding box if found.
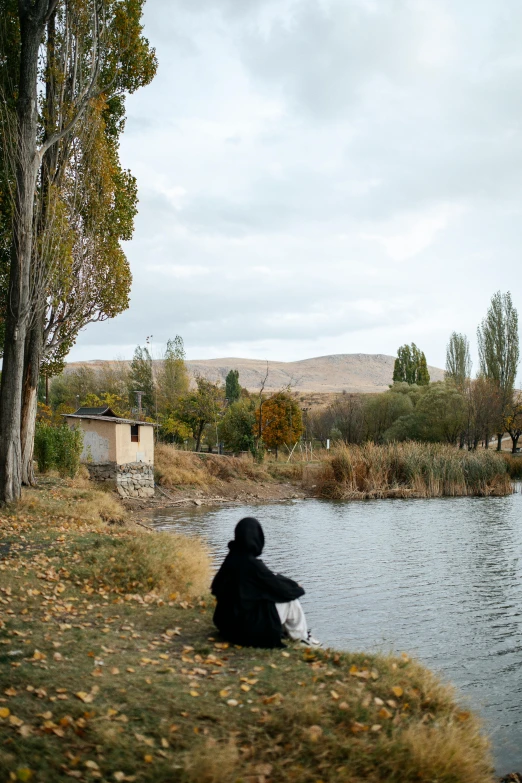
[68,419,154,465]
[115,423,154,465]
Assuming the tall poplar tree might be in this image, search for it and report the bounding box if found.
[225,369,241,403]
[0,0,156,501]
[128,345,155,418]
[393,343,430,385]
[445,332,472,389]
[477,291,520,451]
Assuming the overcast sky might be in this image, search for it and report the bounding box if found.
[71,0,522,374]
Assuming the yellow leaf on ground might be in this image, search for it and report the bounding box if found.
[75,692,94,704]
[306,725,323,742]
[240,684,250,692]
[9,715,24,727]
[378,707,393,720]
[219,690,230,698]
[144,755,153,763]
[16,769,33,782]
[330,690,340,700]
[0,707,10,718]
[189,691,199,698]
[226,699,239,707]
[391,686,403,698]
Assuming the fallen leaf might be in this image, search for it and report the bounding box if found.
[0,707,10,718]
[378,707,393,719]
[75,692,94,704]
[371,724,382,732]
[9,715,24,727]
[306,725,323,742]
[391,686,403,698]
[330,690,340,700]
[16,769,33,782]
[219,690,230,698]
[456,711,471,722]
[227,699,239,707]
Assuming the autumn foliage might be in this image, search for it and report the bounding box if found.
[255,392,304,456]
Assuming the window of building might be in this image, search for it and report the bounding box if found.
[131,424,139,443]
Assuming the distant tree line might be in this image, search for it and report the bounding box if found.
[308,291,521,453]
[43,338,305,459]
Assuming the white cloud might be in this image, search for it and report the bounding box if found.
[70,0,522,372]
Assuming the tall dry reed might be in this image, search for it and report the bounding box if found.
[317,442,512,499]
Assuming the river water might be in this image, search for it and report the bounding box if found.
[151,489,522,775]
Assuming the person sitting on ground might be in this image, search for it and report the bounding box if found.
[211,516,321,648]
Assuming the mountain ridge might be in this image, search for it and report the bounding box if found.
[67,353,445,394]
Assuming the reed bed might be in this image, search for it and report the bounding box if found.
[317,442,513,499]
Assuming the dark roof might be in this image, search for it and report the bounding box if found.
[63,413,155,427]
[73,406,118,417]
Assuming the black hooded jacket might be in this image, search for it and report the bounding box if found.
[211,517,305,648]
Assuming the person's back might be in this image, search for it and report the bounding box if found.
[211,517,320,648]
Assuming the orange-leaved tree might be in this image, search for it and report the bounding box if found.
[255,392,303,459]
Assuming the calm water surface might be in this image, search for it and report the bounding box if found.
[152,490,522,775]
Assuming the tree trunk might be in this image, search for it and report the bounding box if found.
[511,434,520,454]
[484,432,489,449]
[0,10,43,504]
[496,433,503,451]
[20,320,43,486]
[195,421,205,452]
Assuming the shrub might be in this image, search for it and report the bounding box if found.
[34,423,83,478]
[34,423,56,473]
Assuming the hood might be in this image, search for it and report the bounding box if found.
[228,517,265,557]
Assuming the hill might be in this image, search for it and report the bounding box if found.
[185,354,444,393]
[69,353,445,394]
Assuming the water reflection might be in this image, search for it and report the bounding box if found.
[152,492,522,775]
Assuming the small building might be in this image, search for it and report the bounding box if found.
[63,407,155,498]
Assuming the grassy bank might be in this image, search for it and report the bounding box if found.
[317,443,513,500]
[0,479,496,782]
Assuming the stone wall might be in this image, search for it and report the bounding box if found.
[85,462,117,481]
[115,462,155,498]
[85,461,155,498]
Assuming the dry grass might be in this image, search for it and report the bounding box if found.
[317,442,512,499]
[502,453,522,479]
[17,475,126,525]
[155,444,270,487]
[155,444,212,488]
[63,527,211,599]
[184,738,239,783]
